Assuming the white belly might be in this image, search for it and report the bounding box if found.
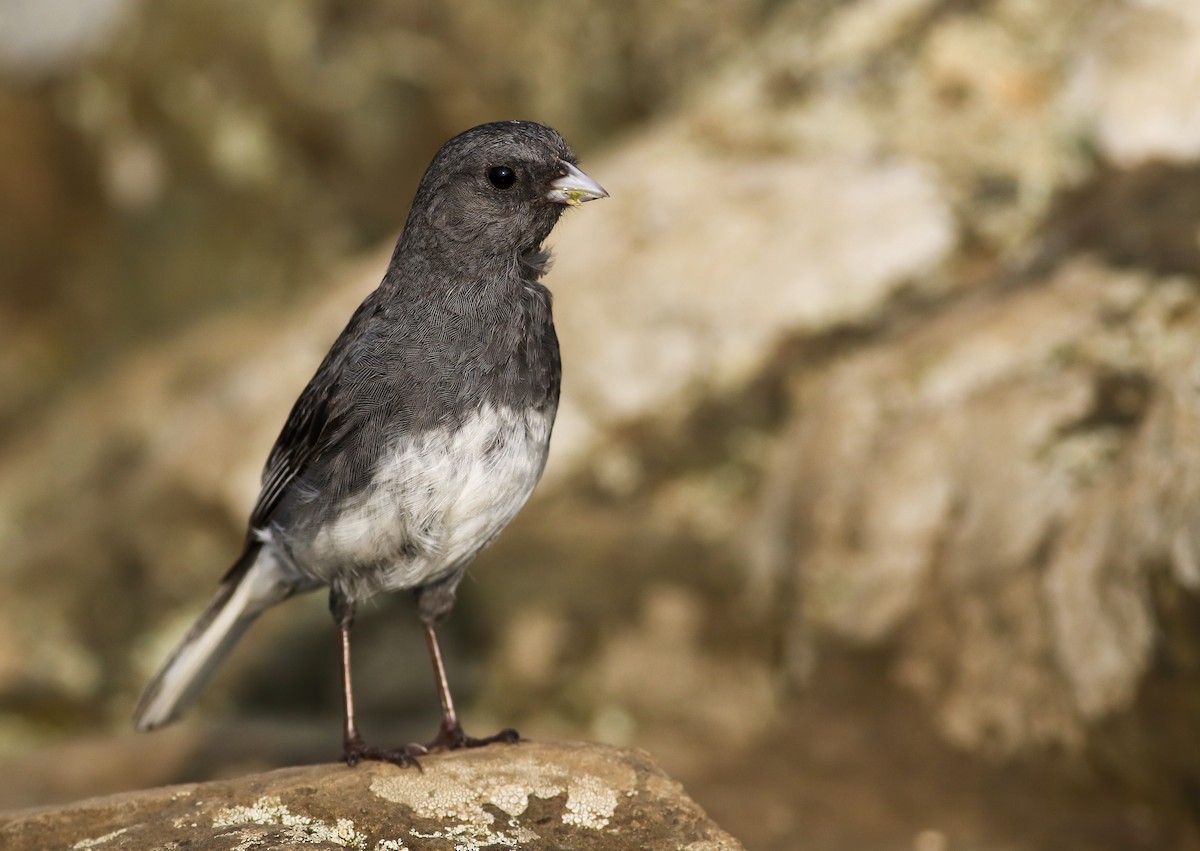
[300,404,551,597]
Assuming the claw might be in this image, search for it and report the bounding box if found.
[425,723,523,753]
[342,736,425,770]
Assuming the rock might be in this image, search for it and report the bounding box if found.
[1069,0,1200,165]
[0,262,385,725]
[4,0,1200,829]
[752,258,1200,755]
[546,125,955,470]
[0,742,742,851]
[0,0,130,77]
[693,0,1097,251]
[0,0,779,436]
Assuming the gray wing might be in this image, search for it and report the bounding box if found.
[248,295,384,532]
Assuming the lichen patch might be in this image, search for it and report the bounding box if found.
[71,827,131,849]
[212,794,365,848]
[409,817,541,850]
[562,774,620,829]
[370,748,636,836]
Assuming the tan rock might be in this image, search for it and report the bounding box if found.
[754,259,1200,753]
[1070,0,1200,165]
[2,0,1198,790]
[547,124,955,473]
[0,742,742,851]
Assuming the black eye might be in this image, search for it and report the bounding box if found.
[487,166,516,189]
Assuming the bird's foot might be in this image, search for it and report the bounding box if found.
[425,720,521,753]
[342,735,425,770]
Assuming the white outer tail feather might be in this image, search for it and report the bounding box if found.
[133,549,293,732]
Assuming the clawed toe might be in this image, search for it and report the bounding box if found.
[464,726,521,748]
[342,737,425,770]
[341,725,520,768]
[425,722,522,753]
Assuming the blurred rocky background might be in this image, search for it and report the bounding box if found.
[2,0,1200,849]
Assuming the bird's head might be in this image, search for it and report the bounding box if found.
[408,120,607,258]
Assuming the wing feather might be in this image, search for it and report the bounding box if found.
[248,295,381,530]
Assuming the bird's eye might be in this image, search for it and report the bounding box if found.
[487,166,516,189]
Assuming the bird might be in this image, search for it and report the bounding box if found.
[132,120,608,766]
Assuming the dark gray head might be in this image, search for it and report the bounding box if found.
[404,121,607,259]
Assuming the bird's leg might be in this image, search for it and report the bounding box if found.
[424,620,462,746]
[330,588,422,768]
[419,619,520,753]
[334,590,361,751]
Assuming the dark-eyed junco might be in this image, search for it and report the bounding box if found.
[133,121,607,766]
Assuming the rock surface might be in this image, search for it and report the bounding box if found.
[752,258,1200,756]
[5,0,1200,848]
[0,742,741,851]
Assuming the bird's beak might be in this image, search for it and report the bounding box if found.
[546,161,609,206]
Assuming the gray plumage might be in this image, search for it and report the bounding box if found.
[134,121,606,735]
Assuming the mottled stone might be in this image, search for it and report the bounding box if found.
[0,742,742,851]
[547,128,955,471]
[755,259,1200,754]
[1071,0,1200,165]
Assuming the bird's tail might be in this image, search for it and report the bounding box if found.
[133,544,295,732]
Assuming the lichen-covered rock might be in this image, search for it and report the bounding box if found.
[0,742,742,851]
